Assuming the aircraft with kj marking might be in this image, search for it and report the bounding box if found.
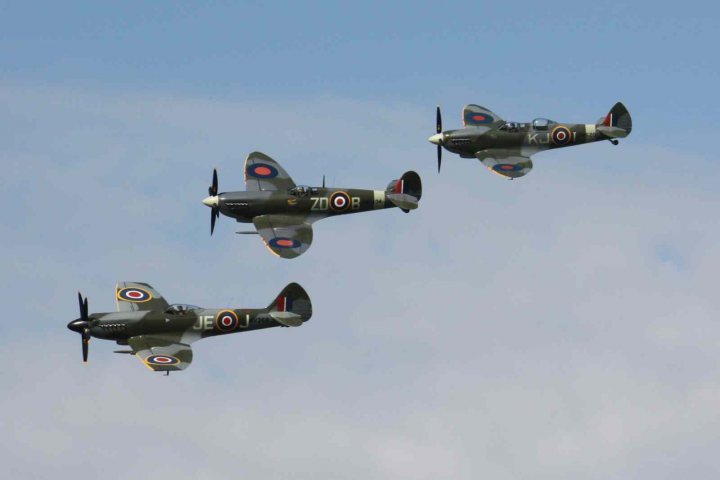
[67,282,312,373]
[202,151,422,259]
[429,102,632,179]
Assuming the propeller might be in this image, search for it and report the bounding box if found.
[67,292,93,362]
[434,106,443,172]
[208,168,218,197]
[206,168,220,235]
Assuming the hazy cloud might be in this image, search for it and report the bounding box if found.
[2,84,719,479]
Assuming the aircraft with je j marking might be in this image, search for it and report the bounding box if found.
[67,282,311,373]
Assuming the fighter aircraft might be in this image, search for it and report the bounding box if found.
[67,282,312,373]
[429,102,632,179]
[202,151,422,259]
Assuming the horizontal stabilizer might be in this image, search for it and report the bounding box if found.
[597,125,628,138]
[386,192,419,211]
[269,311,303,327]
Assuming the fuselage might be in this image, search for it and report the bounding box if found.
[441,121,605,158]
[217,187,393,223]
[82,307,298,345]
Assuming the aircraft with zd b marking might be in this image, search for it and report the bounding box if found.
[67,282,312,373]
[202,151,422,259]
[429,102,632,179]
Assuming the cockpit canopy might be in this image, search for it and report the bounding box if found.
[289,185,320,197]
[532,118,556,131]
[499,122,520,132]
[165,304,201,315]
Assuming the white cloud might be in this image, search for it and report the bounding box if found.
[2,84,719,479]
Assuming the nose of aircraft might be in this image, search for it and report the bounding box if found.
[67,318,86,333]
[202,195,219,207]
[428,133,443,145]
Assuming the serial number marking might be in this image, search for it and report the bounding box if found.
[310,197,360,211]
[192,313,250,331]
[527,133,550,145]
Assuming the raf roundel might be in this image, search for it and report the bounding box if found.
[146,355,180,366]
[246,163,279,179]
[215,310,239,332]
[329,191,351,212]
[493,164,524,173]
[551,126,573,146]
[464,111,494,126]
[117,287,152,303]
[269,237,301,249]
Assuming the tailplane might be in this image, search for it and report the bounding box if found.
[596,102,632,139]
[385,171,422,213]
[267,282,312,327]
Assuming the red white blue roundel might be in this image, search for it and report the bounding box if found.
[146,355,180,366]
[493,163,524,173]
[329,191,350,211]
[551,126,573,145]
[246,163,279,179]
[117,287,152,303]
[464,111,494,126]
[215,310,239,332]
[269,237,301,249]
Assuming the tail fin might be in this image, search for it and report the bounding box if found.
[596,102,632,138]
[385,171,422,213]
[267,282,312,327]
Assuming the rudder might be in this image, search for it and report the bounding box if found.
[597,102,632,138]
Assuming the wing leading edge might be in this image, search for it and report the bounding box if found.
[463,104,504,128]
[244,151,296,192]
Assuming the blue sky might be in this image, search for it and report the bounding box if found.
[2,2,720,479]
[3,2,718,149]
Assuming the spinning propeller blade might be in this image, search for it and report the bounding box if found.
[78,292,86,321]
[211,208,218,235]
[436,105,442,134]
[82,331,89,363]
[436,106,443,173]
[208,168,220,235]
[212,169,218,195]
[69,292,92,363]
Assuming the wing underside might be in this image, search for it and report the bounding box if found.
[127,335,193,372]
[475,149,534,179]
[252,214,313,259]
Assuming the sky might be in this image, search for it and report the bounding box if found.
[1,1,719,479]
